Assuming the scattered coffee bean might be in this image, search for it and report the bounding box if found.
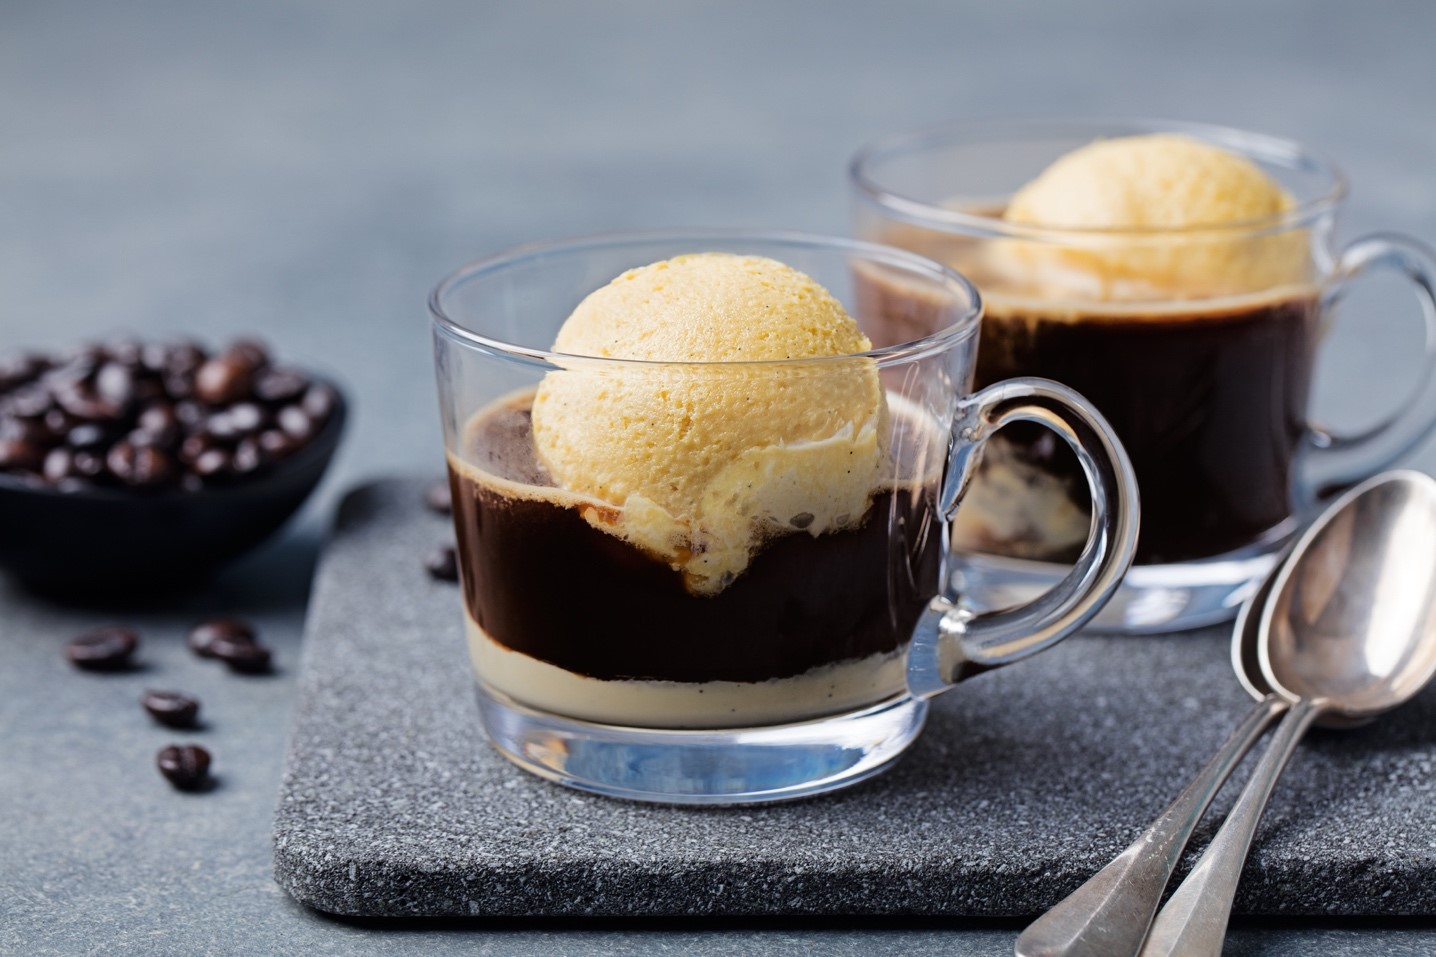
[424,480,452,514]
[425,545,459,582]
[64,626,140,671]
[212,637,273,674]
[156,744,211,791]
[141,690,201,728]
[187,617,256,658]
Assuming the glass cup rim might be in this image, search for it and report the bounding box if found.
[850,116,1350,241]
[429,229,982,370]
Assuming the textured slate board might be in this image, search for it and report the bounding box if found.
[273,477,1436,918]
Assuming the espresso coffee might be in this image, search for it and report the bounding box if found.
[963,293,1320,565]
[448,390,942,729]
[859,220,1321,565]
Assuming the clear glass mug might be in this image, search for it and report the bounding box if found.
[430,231,1138,804]
[852,118,1436,633]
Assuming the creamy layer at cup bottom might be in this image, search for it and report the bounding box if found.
[448,388,943,730]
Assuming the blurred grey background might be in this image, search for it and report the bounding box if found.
[5,0,1434,511]
[3,2,1436,955]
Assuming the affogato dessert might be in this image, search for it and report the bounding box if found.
[447,253,943,728]
[881,134,1319,565]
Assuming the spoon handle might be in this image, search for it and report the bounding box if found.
[1014,694,1288,957]
[1137,697,1323,957]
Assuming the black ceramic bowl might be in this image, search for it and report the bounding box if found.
[0,386,345,599]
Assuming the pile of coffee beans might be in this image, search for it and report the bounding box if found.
[0,337,337,491]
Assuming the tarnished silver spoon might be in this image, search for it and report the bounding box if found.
[1138,470,1436,956]
[1013,578,1288,957]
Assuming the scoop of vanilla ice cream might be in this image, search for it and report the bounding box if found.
[995,134,1309,300]
[531,252,888,595]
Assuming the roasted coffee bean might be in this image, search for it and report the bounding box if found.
[226,338,270,369]
[212,637,272,674]
[202,410,243,442]
[0,353,47,392]
[300,383,337,421]
[94,362,137,405]
[130,404,180,447]
[67,422,110,450]
[2,415,48,445]
[179,433,214,464]
[257,428,300,461]
[231,437,263,474]
[41,407,76,438]
[164,341,208,375]
[71,449,106,479]
[54,384,120,423]
[140,342,172,375]
[173,400,206,429]
[0,436,45,472]
[5,385,52,420]
[226,402,268,434]
[163,371,195,400]
[141,690,201,728]
[424,480,452,514]
[104,338,144,367]
[107,441,176,487]
[64,626,140,671]
[253,367,308,404]
[194,355,256,405]
[192,447,231,478]
[276,405,314,441]
[187,617,256,658]
[43,447,77,483]
[156,744,211,791]
[425,545,459,582]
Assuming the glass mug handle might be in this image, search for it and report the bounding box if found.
[1303,233,1436,498]
[907,378,1140,699]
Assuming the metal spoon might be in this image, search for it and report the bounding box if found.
[1013,573,1289,957]
[1138,470,1436,957]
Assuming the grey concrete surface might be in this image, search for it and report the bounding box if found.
[4,0,1436,954]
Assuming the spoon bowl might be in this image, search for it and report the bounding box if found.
[1259,469,1436,719]
[1232,543,1370,729]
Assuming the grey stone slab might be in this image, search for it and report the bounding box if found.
[274,477,1436,919]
